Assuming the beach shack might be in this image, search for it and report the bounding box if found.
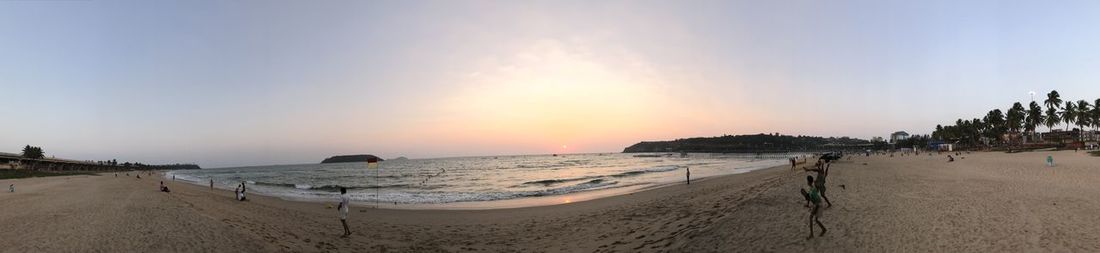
[890,131,910,143]
[0,152,22,169]
[928,141,954,151]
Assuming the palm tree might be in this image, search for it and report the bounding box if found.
[1062,101,1076,131]
[1006,102,1026,144]
[937,124,946,140]
[1045,107,1060,133]
[1045,90,1062,111]
[985,109,1005,144]
[1094,98,1100,131]
[1026,101,1044,142]
[1075,100,1092,142]
[1077,100,1092,132]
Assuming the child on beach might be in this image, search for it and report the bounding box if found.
[8,184,13,193]
[803,176,826,239]
[802,163,832,207]
[1047,156,1055,167]
[337,187,351,237]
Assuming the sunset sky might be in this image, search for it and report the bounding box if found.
[3,1,1100,167]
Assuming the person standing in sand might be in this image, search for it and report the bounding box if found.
[337,187,352,237]
[686,167,691,185]
[210,179,214,189]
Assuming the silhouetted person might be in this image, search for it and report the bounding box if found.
[686,167,691,185]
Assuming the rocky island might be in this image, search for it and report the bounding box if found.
[320,154,384,164]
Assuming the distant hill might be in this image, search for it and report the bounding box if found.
[321,154,384,164]
[623,134,878,153]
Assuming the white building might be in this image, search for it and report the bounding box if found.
[890,131,910,143]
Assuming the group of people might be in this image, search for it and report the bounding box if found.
[789,155,807,171]
[235,181,247,201]
[800,159,833,240]
[139,173,353,237]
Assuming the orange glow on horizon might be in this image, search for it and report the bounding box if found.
[390,40,735,154]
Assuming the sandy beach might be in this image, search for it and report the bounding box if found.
[3,150,1100,252]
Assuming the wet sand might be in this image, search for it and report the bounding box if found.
[2,150,1099,252]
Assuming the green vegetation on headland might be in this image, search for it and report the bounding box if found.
[0,170,97,180]
[321,154,384,164]
[622,133,886,153]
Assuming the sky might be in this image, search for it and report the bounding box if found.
[3,0,1100,168]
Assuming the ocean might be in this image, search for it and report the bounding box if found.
[167,153,794,209]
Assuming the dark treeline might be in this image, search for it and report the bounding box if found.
[21,145,44,159]
[931,90,1100,148]
[622,133,884,153]
[15,145,201,170]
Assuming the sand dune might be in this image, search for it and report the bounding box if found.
[2,150,1099,252]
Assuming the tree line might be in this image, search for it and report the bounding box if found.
[932,90,1100,147]
[17,145,201,170]
[623,133,878,153]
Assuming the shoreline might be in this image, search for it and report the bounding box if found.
[163,158,789,210]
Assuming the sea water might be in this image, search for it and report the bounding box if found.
[167,153,793,209]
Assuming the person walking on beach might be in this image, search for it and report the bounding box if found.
[210,179,214,189]
[803,176,826,239]
[337,187,352,237]
[803,163,832,207]
[8,184,13,193]
[1047,155,1055,167]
